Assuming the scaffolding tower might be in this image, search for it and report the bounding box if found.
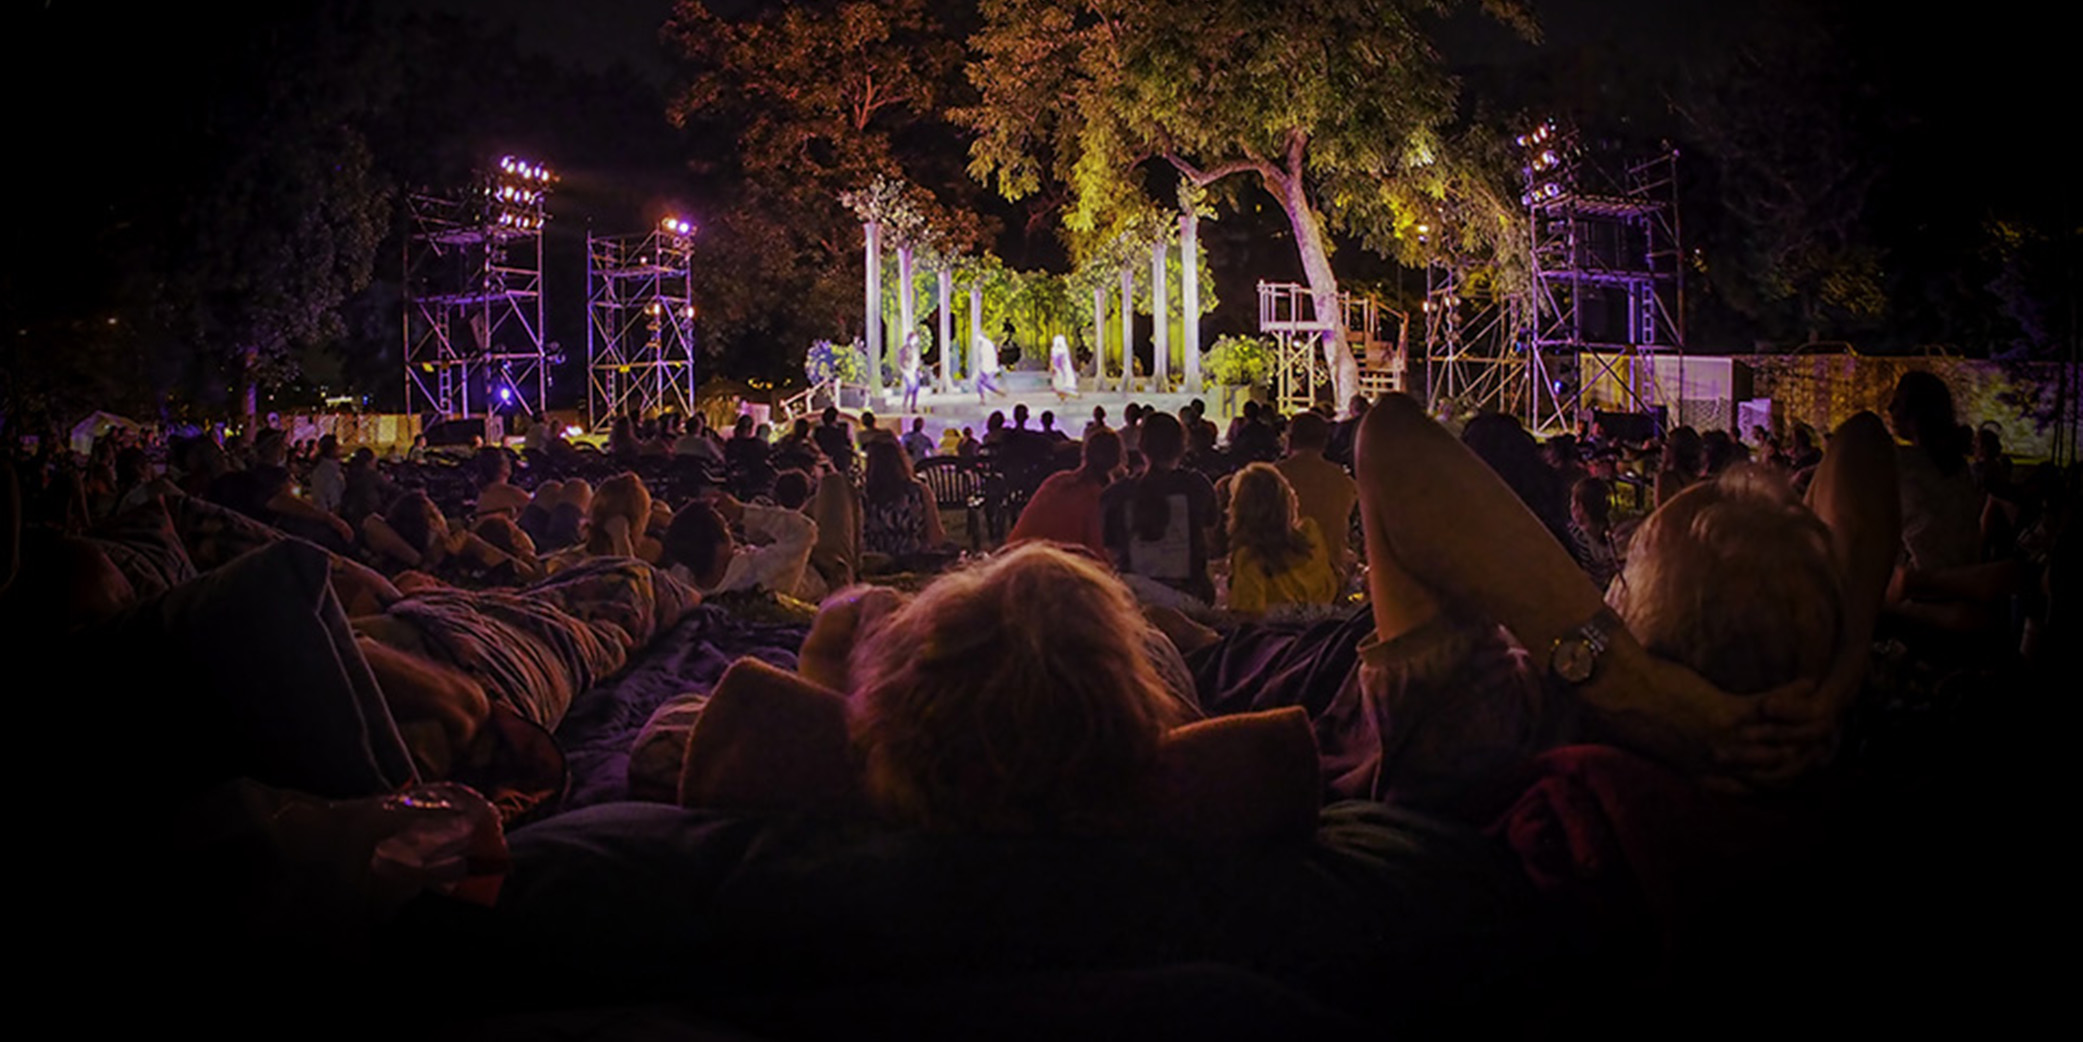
[1521,123,1684,432]
[586,219,699,430]
[1422,264,1526,421]
[401,156,556,422]
[1257,282,1405,415]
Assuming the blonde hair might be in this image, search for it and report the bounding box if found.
[587,472,652,555]
[849,543,1191,835]
[1608,466,1842,694]
[1227,463,1312,576]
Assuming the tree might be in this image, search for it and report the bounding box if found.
[960,0,1531,405]
[667,0,975,364]
[150,6,395,424]
[1669,6,1886,347]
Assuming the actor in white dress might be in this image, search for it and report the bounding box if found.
[1049,334,1079,402]
[973,333,1007,404]
[900,332,923,413]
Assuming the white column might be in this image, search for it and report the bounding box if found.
[1151,240,1169,391]
[1118,267,1134,396]
[1182,211,1201,393]
[863,220,882,396]
[937,267,954,395]
[1091,285,1107,385]
[967,282,983,385]
[894,245,915,399]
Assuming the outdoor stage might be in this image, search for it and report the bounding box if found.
[832,368,1235,444]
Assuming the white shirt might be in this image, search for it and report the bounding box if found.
[677,503,817,599]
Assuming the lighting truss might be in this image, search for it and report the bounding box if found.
[1520,122,1685,433]
[586,217,699,430]
[401,156,556,421]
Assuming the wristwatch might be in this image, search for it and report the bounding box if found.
[1550,607,1622,685]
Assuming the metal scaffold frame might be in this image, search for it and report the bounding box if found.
[1422,264,1527,421]
[1521,122,1685,433]
[586,219,699,430]
[401,156,556,422]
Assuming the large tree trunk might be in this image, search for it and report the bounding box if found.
[240,346,260,430]
[1276,177,1357,408]
[937,267,954,395]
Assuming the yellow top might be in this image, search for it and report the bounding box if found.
[1227,519,1339,615]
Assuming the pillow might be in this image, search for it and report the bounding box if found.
[86,497,198,598]
[83,539,418,801]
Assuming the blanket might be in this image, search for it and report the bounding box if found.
[555,604,810,810]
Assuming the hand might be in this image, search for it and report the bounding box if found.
[1632,655,1841,793]
[797,585,909,693]
[330,515,356,544]
[709,492,745,526]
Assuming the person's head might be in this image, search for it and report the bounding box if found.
[772,469,814,510]
[1242,400,1262,422]
[1039,410,1056,432]
[474,514,535,560]
[1569,476,1612,533]
[1080,429,1123,482]
[348,447,376,472]
[861,410,877,430]
[849,543,1192,835]
[1663,426,1704,476]
[1139,411,1184,469]
[254,428,288,468]
[1013,403,1030,428]
[474,447,511,487]
[862,438,915,503]
[911,417,925,434]
[1124,403,1142,425]
[821,406,840,427]
[734,414,756,439]
[1227,462,1310,571]
[1286,410,1330,455]
[318,435,340,461]
[1888,370,1970,471]
[1092,405,1107,425]
[1348,395,1370,421]
[386,491,447,554]
[986,411,1005,433]
[662,501,733,588]
[1608,467,1842,695]
[588,472,652,554]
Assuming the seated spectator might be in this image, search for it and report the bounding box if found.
[209,428,354,551]
[850,543,1196,835]
[338,448,393,528]
[861,438,945,562]
[1334,395,1895,805]
[308,436,345,516]
[902,418,936,463]
[1225,463,1338,616]
[1567,476,1622,593]
[363,492,536,585]
[674,414,726,467]
[544,473,661,571]
[1010,429,1121,559]
[659,492,817,599]
[814,407,856,474]
[1103,412,1217,603]
[1275,411,1357,575]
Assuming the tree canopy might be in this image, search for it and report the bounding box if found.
[961,0,1532,404]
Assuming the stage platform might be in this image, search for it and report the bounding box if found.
[823,369,1233,445]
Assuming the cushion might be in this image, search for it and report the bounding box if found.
[80,539,417,801]
[86,496,198,598]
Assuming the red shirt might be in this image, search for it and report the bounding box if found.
[1008,470,1109,559]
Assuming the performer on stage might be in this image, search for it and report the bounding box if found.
[973,333,1007,404]
[900,332,924,414]
[1049,334,1080,403]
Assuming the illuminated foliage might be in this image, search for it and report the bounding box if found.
[959,0,1532,404]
